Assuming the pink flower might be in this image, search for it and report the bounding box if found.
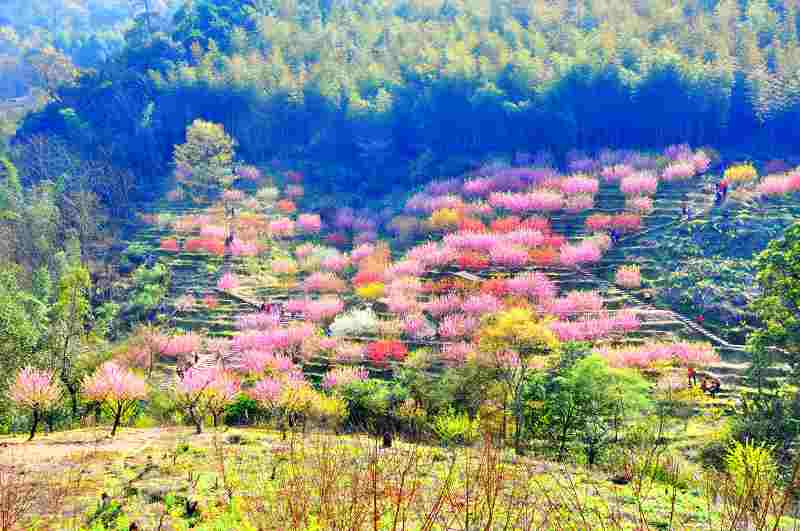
[561,175,599,195]
[693,151,711,174]
[386,259,425,278]
[386,293,419,314]
[237,350,296,375]
[490,244,530,268]
[351,243,376,262]
[249,377,283,405]
[504,229,545,248]
[303,297,345,322]
[626,196,654,214]
[489,191,563,213]
[236,312,280,331]
[407,242,457,268]
[200,224,227,239]
[8,368,61,410]
[83,362,147,402]
[506,272,556,301]
[321,253,351,273]
[601,164,634,182]
[662,161,696,181]
[615,264,642,288]
[612,310,641,332]
[425,178,462,196]
[664,144,692,161]
[295,243,317,259]
[461,294,502,315]
[620,172,659,196]
[159,332,203,358]
[440,342,473,365]
[236,165,261,181]
[438,313,479,339]
[297,213,323,234]
[463,177,496,196]
[757,176,792,196]
[223,189,245,202]
[564,194,595,213]
[229,238,259,257]
[559,241,602,267]
[401,314,436,338]
[217,272,240,290]
[444,231,496,252]
[424,294,463,318]
[610,213,642,232]
[269,217,295,238]
[303,272,346,293]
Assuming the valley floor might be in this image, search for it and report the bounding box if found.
[1,420,795,530]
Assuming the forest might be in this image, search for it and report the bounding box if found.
[2,1,800,530]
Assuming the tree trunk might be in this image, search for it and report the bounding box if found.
[111,406,122,437]
[190,407,202,434]
[28,409,40,441]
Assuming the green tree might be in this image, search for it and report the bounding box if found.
[50,262,94,417]
[0,267,47,421]
[749,222,800,374]
[540,355,651,465]
[173,119,236,199]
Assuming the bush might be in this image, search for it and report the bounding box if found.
[432,409,480,446]
[224,395,261,426]
[724,440,778,502]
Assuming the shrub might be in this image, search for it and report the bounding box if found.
[724,440,778,499]
[428,208,462,231]
[723,163,758,184]
[367,340,409,364]
[217,272,240,290]
[433,409,480,446]
[159,239,180,252]
[329,308,380,337]
[355,282,385,300]
[615,264,642,288]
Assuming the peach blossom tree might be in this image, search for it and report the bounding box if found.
[82,362,147,436]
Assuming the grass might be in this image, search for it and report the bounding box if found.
[1,420,797,530]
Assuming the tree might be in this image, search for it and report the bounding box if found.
[175,367,239,433]
[749,222,800,375]
[173,119,236,199]
[82,362,147,436]
[0,267,47,418]
[24,46,79,102]
[8,367,61,441]
[476,307,561,454]
[50,263,93,418]
[540,355,651,464]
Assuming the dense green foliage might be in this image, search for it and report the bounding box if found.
[750,222,800,372]
[14,0,800,200]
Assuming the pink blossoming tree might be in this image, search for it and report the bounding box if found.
[82,362,148,436]
[8,368,62,441]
